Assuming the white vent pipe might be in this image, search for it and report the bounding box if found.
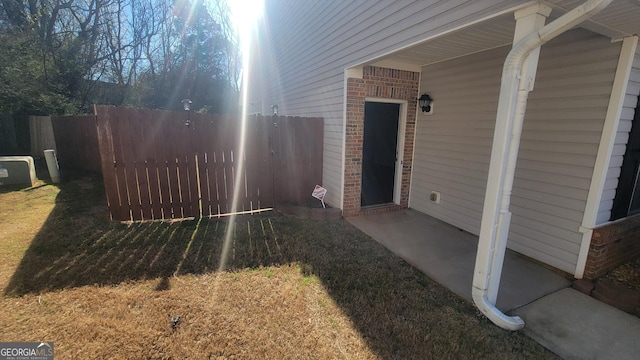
[472,0,613,330]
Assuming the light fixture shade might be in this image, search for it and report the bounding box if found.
[418,93,433,113]
[182,98,192,111]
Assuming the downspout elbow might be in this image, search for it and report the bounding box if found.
[472,287,524,331]
[503,0,614,76]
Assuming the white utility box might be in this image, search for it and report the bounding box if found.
[0,156,37,187]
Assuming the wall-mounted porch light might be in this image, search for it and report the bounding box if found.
[271,104,278,115]
[418,93,433,114]
[182,98,193,127]
[182,98,192,111]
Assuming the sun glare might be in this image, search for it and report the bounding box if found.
[229,0,264,39]
[218,0,263,272]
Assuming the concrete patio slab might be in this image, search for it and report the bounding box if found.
[347,209,570,312]
[512,288,640,360]
[348,209,640,359]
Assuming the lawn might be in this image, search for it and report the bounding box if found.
[0,172,558,359]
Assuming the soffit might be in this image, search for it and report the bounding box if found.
[547,0,640,39]
[368,1,639,69]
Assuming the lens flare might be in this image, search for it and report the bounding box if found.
[218,0,264,272]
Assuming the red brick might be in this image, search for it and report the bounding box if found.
[584,213,640,279]
[572,279,595,295]
[592,279,640,314]
[343,65,418,217]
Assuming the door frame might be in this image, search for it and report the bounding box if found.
[364,97,407,205]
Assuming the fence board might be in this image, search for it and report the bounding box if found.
[95,106,122,220]
[137,109,163,220]
[29,115,57,156]
[192,113,207,216]
[257,115,275,209]
[245,116,259,211]
[129,108,152,220]
[108,109,132,221]
[197,113,217,216]
[184,112,200,217]
[214,119,234,214]
[224,149,235,213]
[174,113,191,217]
[273,116,324,205]
[154,110,174,219]
[163,112,183,219]
[177,113,191,217]
[114,107,141,220]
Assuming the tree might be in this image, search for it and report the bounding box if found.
[0,0,240,115]
[131,0,238,112]
[0,30,76,115]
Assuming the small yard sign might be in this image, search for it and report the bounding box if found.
[312,185,327,208]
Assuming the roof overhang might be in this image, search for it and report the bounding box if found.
[364,0,640,70]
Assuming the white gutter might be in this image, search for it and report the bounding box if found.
[472,0,614,331]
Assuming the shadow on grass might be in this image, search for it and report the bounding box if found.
[4,172,555,359]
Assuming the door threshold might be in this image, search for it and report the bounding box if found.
[360,203,402,216]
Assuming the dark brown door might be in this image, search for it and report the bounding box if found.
[361,102,400,207]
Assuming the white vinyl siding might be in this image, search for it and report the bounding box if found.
[253,0,527,207]
[410,45,505,233]
[596,47,640,224]
[410,29,620,273]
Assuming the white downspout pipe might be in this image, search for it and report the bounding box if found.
[472,0,613,331]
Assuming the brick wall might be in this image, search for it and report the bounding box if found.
[343,66,419,217]
[584,213,640,279]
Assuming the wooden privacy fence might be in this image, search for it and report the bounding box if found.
[94,106,323,221]
[29,116,57,156]
[51,115,103,174]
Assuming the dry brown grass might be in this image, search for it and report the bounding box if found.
[0,172,558,359]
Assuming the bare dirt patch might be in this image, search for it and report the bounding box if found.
[591,258,640,316]
[605,258,640,292]
[0,174,558,359]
